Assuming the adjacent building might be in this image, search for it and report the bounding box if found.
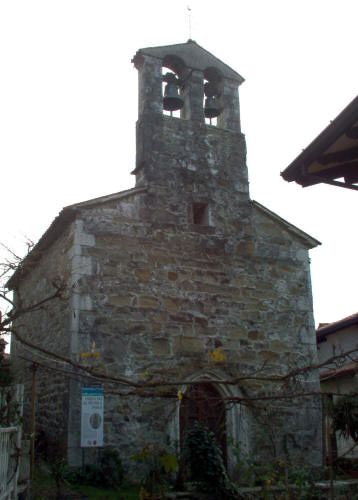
[317,314,358,460]
[281,94,358,192]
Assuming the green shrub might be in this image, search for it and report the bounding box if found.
[67,448,124,489]
[183,423,227,488]
[182,424,239,499]
[99,448,124,488]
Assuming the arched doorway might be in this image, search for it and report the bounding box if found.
[179,382,227,465]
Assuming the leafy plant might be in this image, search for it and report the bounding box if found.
[0,360,13,387]
[50,459,70,500]
[331,394,358,442]
[66,448,124,489]
[98,448,124,488]
[182,423,238,499]
[183,423,226,488]
[230,439,325,499]
[132,442,178,498]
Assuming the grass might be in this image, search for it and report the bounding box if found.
[74,484,139,500]
[30,470,140,499]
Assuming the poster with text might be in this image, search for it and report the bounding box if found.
[81,385,104,447]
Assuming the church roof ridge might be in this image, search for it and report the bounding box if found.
[7,186,148,289]
[134,40,244,84]
[64,186,147,210]
[252,200,321,248]
[317,312,358,341]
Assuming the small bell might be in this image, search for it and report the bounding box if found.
[204,96,221,119]
[163,82,184,112]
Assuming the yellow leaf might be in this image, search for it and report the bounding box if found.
[208,347,226,362]
[140,486,149,500]
[140,368,149,378]
[177,390,183,401]
[160,453,178,473]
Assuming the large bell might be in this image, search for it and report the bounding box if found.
[163,83,184,112]
[204,96,221,119]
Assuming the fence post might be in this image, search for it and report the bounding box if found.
[326,418,335,500]
[30,364,38,481]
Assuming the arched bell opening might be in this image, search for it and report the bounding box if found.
[162,55,186,118]
[203,67,223,126]
[179,382,227,466]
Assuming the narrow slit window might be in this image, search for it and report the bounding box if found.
[192,203,209,225]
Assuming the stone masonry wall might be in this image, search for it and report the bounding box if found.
[10,108,321,475]
[67,180,321,471]
[11,221,75,451]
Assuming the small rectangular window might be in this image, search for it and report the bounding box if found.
[192,203,209,225]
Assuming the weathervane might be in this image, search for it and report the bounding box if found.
[187,5,192,40]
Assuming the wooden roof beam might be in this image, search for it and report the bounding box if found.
[346,126,358,139]
[318,146,358,165]
[303,174,358,191]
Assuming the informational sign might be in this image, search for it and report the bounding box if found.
[81,385,104,447]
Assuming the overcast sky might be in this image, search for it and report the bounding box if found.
[1,0,357,325]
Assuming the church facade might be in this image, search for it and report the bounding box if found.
[10,41,322,474]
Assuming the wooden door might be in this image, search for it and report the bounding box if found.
[180,382,227,465]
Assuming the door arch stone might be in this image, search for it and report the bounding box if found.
[168,371,250,478]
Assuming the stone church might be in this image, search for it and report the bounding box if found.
[9,41,322,474]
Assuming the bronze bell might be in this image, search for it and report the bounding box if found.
[163,82,184,112]
[204,96,221,119]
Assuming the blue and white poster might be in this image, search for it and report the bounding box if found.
[81,385,104,447]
